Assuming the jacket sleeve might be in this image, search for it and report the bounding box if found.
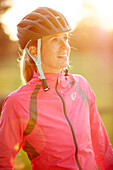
[90,93,113,170]
[0,95,24,169]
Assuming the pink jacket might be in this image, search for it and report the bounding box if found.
[0,72,113,170]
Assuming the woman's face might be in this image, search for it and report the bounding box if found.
[41,32,70,73]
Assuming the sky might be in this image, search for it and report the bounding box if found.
[1,0,113,40]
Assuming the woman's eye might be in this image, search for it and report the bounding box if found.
[52,38,58,42]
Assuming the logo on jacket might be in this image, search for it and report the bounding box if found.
[71,91,76,100]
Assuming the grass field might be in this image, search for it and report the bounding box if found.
[0,51,113,170]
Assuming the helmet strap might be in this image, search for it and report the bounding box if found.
[64,67,68,76]
[64,67,68,80]
[25,39,50,92]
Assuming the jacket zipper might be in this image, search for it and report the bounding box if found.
[55,78,82,170]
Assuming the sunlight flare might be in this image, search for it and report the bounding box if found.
[1,0,113,40]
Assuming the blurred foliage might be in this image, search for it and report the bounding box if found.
[0,58,21,113]
[0,0,18,60]
[0,58,21,95]
[0,24,18,60]
[14,149,31,170]
[0,0,11,15]
[69,17,113,53]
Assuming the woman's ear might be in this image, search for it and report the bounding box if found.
[29,46,37,58]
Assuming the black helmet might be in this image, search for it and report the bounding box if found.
[17,7,71,49]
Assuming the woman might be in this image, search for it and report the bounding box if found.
[0,7,113,170]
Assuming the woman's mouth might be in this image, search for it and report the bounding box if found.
[57,54,68,59]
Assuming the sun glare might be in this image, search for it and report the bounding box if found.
[90,0,113,30]
[1,0,113,41]
[1,0,82,41]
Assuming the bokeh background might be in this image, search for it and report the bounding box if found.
[0,0,113,169]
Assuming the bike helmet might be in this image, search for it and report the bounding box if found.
[17,7,71,91]
[17,7,71,49]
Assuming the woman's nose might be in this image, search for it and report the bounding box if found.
[60,39,70,50]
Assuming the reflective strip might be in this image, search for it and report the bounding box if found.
[77,87,90,108]
[23,83,41,136]
[68,79,90,108]
[23,140,40,160]
[23,84,41,161]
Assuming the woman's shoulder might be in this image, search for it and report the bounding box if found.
[4,82,35,104]
[69,73,95,100]
[69,73,88,85]
[8,84,28,97]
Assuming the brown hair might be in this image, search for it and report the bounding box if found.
[19,40,37,84]
[20,51,37,84]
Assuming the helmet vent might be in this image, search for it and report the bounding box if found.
[26,16,37,21]
[29,27,40,33]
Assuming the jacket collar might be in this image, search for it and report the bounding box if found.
[29,71,66,85]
